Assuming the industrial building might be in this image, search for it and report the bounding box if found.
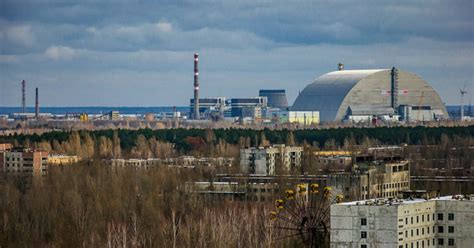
[189,97,227,119]
[240,144,303,175]
[230,97,268,119]
[0,145,49,176]
[259,89,288,109]
[292,68,448,122]
[330,195,474,248]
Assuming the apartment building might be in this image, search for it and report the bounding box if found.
[0,146,49,176]
[330,195,474,248]
[240,144,303,175]
[328,160,410,200]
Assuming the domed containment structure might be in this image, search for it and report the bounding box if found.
[291,69,448,122]
[259,89,288,109]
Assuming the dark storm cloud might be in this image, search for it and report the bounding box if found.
[0,0,473,106]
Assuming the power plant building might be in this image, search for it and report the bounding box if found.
[292,69,448,122]
[230,97,268,119]
[259,89,288,109]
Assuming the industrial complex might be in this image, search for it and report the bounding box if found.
[1,53,472,131]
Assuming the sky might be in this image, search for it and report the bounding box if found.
[0,0,473,107]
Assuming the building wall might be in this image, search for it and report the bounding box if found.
[331,196,474,248]
[240,145,303,175]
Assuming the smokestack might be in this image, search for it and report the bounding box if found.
[35,87,39,119]
[193,53,200,119]
[21,80,26,113]
[391,67,399,114]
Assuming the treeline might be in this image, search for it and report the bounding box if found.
[0,126,473,157]
[0,164,297,248]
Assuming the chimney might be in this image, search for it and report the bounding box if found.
[21,80,26,113]
[391,67,399,114]
[338,63,344,71]
[35,87,39,119]
[193,53,200,119]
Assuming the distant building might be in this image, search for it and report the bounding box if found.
[230,97,268,119]
[271,111,320,125]
[292,69,448,122]
[330,195,474,248]
[240,144,303,175]
[259,89,288,109]
[48,155,80,165]
[190,97,227,119]
[328,160,410,200]
[0,143,12,151]
[0,146,48,176]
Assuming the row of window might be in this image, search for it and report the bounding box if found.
[401,213,455,226]
[362,238,455,248]
[402,225,454,238]
[378,181,409,190]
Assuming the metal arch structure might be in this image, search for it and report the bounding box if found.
[291,69,448,122]
[268,184,343,248]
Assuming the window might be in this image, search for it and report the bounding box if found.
[416,229,419,236]
[399,246,403,248]
[422,228,424,235]
[411,229,414,237]
[361,231,367,239]
[422,215,424,222]
[417,216,419,223]
[427,214,430,221]
[438,213,443,221]
[411,217,414,224]
[448,226,454,233]
[361,218,367,226]
[448,213,454,221]
[438,226,444,233]
[361,245,367,248]
[448,239,454,246]
[438,238,444,246]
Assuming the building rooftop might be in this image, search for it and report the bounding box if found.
[336,195,474,206]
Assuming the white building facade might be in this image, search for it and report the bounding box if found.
[331,195,474,248]
[240,145,303,175]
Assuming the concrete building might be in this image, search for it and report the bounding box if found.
[330,195,474,248]
[328,160,411,200]
[189,97,227,119]
[230,97,268,119]
[0,147,48,176]
[259,89,288,109]
[48,155,80,165]
[240,144,303,175]
[292,69,448,122]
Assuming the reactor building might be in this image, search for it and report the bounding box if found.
[291,68,448,123]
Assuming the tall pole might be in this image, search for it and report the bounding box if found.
[461,92,465,121]
[35,87,39,119]
[391,67,399,114]
[193,53,200,119]
[21,80,26,113]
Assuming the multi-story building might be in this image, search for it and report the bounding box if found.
[0,146,49,176]
[230,97,267,119]
[189,97,227,119]
[330,195,474,248]
[328,160,410,200]
[48,155,80,165]
[240,144,303,175]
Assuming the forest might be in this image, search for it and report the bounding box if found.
[1,126,473,247]
[1,126,473,159]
